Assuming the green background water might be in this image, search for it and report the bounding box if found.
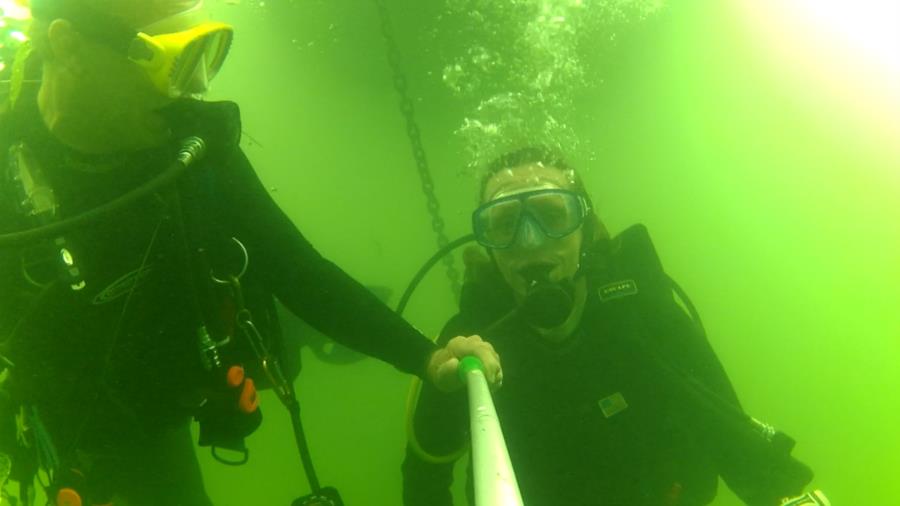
[11,0,899,504]
[196,0,898,505]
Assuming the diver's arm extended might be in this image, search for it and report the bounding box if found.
[653,300,814,505]
[217,148,437,377]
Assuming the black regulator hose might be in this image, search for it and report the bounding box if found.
[0,136,207,247]
[396,234,476,316]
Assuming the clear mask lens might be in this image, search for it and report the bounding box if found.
[170,30,230,96]
[473,189,586,249]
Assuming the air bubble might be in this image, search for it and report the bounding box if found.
[441,0,666,174]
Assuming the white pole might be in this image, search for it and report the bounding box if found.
[460,356,524,506]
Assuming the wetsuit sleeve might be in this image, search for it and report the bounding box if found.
[402,315,470,506]
[652,300,813,505]
[215,148,437,377]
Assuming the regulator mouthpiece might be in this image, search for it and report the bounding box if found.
[519,264,574,329]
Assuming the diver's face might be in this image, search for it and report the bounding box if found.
[482,163,584,301]
[36,19,171,153]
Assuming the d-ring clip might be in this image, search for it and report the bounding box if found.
[210,237,249,285]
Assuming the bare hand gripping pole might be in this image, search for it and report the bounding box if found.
[458,356,524,506]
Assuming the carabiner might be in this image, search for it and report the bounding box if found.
[210,237,249,285]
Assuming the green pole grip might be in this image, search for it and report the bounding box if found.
[458,355,484,384]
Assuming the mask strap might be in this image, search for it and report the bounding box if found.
[139,1,210,35]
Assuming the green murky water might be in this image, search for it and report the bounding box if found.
[2,0,898,504]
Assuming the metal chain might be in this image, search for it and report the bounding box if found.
[373,0,462,298]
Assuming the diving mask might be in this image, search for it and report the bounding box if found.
[129,21,232,98]
[472,188,590,249]
[30,0,233,98]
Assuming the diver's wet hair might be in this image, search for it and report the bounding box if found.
[480,146,588,202]
[484,146,571,175]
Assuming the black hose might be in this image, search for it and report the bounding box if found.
[396,234,476,316]
[0,137,205,247]
[287,398,321,493]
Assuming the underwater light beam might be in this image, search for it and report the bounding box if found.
[744,0,900,83]
[791,0,900,78]
[736,0,900,158]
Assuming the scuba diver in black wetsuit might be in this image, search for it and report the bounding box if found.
[402,148,828,506]
[0,1,501,505]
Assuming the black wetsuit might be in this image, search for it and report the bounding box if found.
[0,95,436,505]
[403,227,812,506]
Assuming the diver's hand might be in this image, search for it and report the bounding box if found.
[426,335,502,393]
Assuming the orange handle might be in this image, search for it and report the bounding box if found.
[226,365,245,388]
[56,488,83,506]
[238,378,258,413]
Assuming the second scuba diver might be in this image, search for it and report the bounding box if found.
[402,147,823,506]
[0,1,500,505]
